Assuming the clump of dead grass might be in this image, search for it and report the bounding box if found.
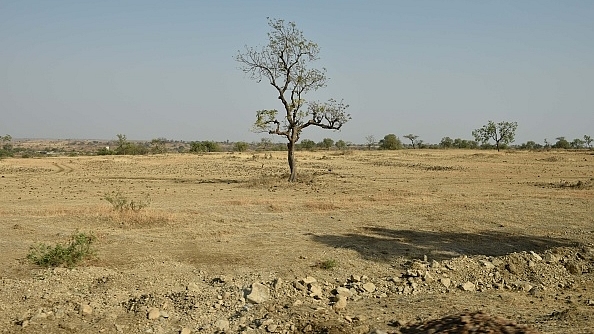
[535,178,593,190]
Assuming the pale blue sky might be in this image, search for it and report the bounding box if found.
[1,1,593,144]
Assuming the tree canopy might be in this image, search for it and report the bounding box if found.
[472,121,518,152]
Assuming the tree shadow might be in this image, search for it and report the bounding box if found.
[311,227,575,262]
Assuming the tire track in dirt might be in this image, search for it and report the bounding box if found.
[52,162,74,174]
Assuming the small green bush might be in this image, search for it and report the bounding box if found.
[104,190,150,212]
[27,232,96,268]
[315,259,338,270]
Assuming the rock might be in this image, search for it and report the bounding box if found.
[530,251,542,261]
[479,260,495,270]
[362,282,376,293]
[350,274,361,282]
[333,296,348,310]
[147,308,161,320]
[302,276,317,285]
[335,287,353,298]
[565,261,582,275]
[505,263,518,274]
[543,253,559,263]
[439,278,451,288]
[267,323,278,332]
[309,284,323,298]
[180,328,192,334]
[79,303,93,316]
[247,283,270,304]
[214,319,230,331]
[370,329,388,334]
[293,281,306,291]
[517,281,534,292]
[187,282,200,292]
[273,277,282,290]
[293,299,303,306]
[460,282,475,291]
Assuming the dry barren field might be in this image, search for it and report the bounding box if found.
[0,149,593,333]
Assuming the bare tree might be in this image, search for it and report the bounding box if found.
[403,134,419,149]
[236,18,350,182]
[365,135,376,150]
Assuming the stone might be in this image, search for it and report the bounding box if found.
[187,282,200,292]
[214,319,230,331]
[79,303,93,316]
[267,324,278,332]
[350,274,361,282]
[147,308,161,320]
[309,284,323,298]
[333,296,348,310]
[530,251,543,261]
[506,263,518,274]
[335,287,353,298]
[302,276,317,285]
[565,261,582,275]
[362,282,376,293]
[147,307,161,320]
[293,281,306,291]
[543,253,559,263]
[480,260,495,270]
[370,329,388,334]
[460,282,475,291]
[180,328,192,334]
[273,277,282,290]
[439,278,451,288]
[247,283,270,304]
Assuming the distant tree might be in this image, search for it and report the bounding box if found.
[584,135,593,149]
[0,134,13,157]
[319,138,334,150]
[335,139,347,150]
[299,139,316,151]
[519,141,541,150]
[570,138,585,149]
[440,137,453,149]
[453,138,478,149]
[150,137,168,154]
[543,139,551,149]
[234,141,249,152]
[472,121,518,152]
[553,137,570,149]
[190,141,221,153]
[403,134,419,149]
[258,138,273,151]
[365,135,376,150]
[236,18,350,182]
[379,134,403,150]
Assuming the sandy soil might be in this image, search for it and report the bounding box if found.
[0,149,593,333]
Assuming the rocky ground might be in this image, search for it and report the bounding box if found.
[2,244,593,333]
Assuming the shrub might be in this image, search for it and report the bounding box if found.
[315,259,338,270]
[379,134,402,150]
[234,141,249,152]
[27,232,96,268]
[104,190,150,212]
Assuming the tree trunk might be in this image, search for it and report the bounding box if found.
[287,140,297,182]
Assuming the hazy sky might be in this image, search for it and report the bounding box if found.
[1,1,593,144]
